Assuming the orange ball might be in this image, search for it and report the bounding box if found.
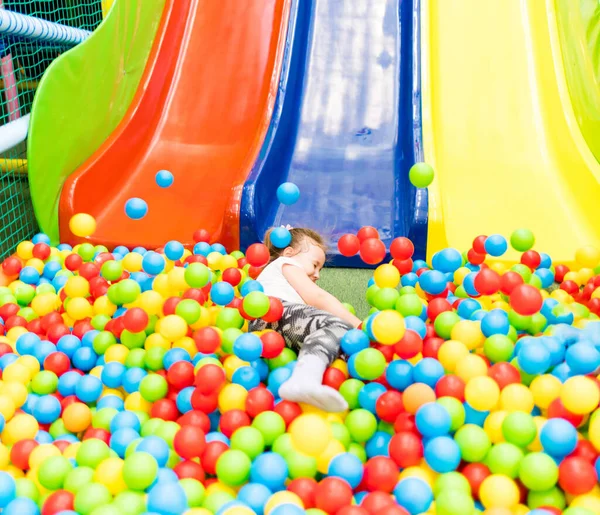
[62,402,92,433]
[402,383,436,414]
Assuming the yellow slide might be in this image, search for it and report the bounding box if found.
[422,0,600,267]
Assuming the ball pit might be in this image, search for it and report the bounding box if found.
[2,225,600,514]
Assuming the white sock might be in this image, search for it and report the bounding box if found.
[279,354,349,413]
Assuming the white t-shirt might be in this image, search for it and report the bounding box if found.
[256,257,305,304]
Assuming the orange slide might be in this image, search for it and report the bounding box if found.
[59,0,291,251]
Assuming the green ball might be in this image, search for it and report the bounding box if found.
[49,418,74,439]
[220,328,242,355]
[123,452,158,490]
[89,505,121,515]
[508,310,531,331]
[92,331,117,355]
[215,449,252,486]
[353,348,386,380]
[185,263,210,288]
[436,397,465,431]
[243,291,270,318]
[38,455,73,490]
[366,285,381,307]
[141,418,163,437]
[272,433,293,456]
[339,379,365,410]
[155,421,179,448]
[454,424,490,462]
[139,374,168,402]
[19,306,37,322]
[15,284,35,306]
[15,478,39,502]
[434,311,460,340]
[251,411,286,447]
[527,486,566,510]
[121,330,146,350]
[409,162,435,188]
[285,450,317,479]
[342,303,356,315]
[373,288,400,311]
[31,370,58,395]
[345,409,378,443]
[230,426,265,459]
[74,483,113,515]
[485,442,524,478]
[37,283,56,295]
[378,420,395,436]
[106,284,121,306]
[435,489,475,515]
[518,452,559,491]
[124,348,146,368]
[145,347,167,371]
[483,334,514,363]
[216,307,244,330]
[510,228,535,252]
[502,411,537,447]
[76,439,111,468]
[434,472,471,496]
[145,315,158,336]
[395,293,423,317]
[528,273,543,290]
[348,442,367,463]
[112,491,146,515]
[179,478,206,508]
[399,286,417,296]
[202,492,235,513]
[101,260,123,281]
[267,348,296,369]
[331,422,352,449]
[78,243,95,261]
[116,279,141,304]
[91,314,111,331]
[563,508,596,515]
[64,466,94,493]
[176,299,202,324]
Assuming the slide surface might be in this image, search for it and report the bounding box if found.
[240,0,428,265]
[422,0,600,266]
[42,0,291,250]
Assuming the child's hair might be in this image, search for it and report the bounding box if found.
[264,227,327,262]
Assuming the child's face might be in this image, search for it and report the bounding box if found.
[284,238,326,282]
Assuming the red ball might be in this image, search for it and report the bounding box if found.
[363,457,398,493]
[569,439,599,463]
[246,243,271,268]
[46,323,70,344]
[360,491,396,513]
[72,320,93,340]
[510,284,543,315]
[323,367,346,390]
[83,428,110,445]
[2,256,22,276]
[360,238,386,265]
[426,298,452,322]
[201,441,229,475]
[314,477,353,514]
[0,302,19,321]
[162,297,181,316]
[357,227,380,243]
[79,262,99,280]
[391,258,413,275]
[547,398,584,427]
[338,508,369,515]
[521,250,541,270]
[374,506,410,515]
[248,266,262,279]
[42,490,75,515]
[394,412,418,435]
[32,243,51,261]
[558,456,597,495]
[0,342,12,357]
[262,297,284,323]
[222,267,243,287]
[245,387,275,417]
[467,248,486,265]
[338,234,361,257]
[150,398,179,421]
[500,271,524,295]
[472,235,487,254]
[173,459,206,482]
[274,400,302,427]
[10,438,38,469]
[474,268,501,296]
[260,331,285,358]
[167,361,195,390]
[422,336,444,359]
[389,432,423,468]
[177,410,211,432]
[461,463,490,499]
[554,264,570,283]
[393,330,423,359]
[122,307,149,333]
[190,390,219,413]
[194,364,226,394]
[435,374,465,401]
[219,409,251,438]
[174,425,207,459]
[389,237,414,260]
[186,255,209,266]
[560,280,579,295]
[487,362,521,389]
[182,288,207,304]
[193,229,211,243]
[288,478,318,509]
[375,391,404,423]
[64,253,83,272]
[43,352,71,377]
[193,327,221,354]
[5,315,27,330]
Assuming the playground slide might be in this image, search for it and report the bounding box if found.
[240,0,428,265]
[421,0,600,266]
[39,0,291,251]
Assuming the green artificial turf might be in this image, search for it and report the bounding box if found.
[319,267,373,319]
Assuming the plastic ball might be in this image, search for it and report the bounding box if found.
[415,403,451,438]
[216,449,252,487]
[409,162,434,188]
[69,213,96,238]
[156,169,174,187]
[561,376,600,415]
[519,452,559,491]
[479,474,520,509]
[290,415,332,456]
[510,284,543,316]
[393,477,433,514]
[277,182,300,205]
[370,310,405,345]
[540,418,578,457]
[338,235,360,257]
[269,228,292,249]
[124,198,148,220]
[360,239,386,265]
[424,436,460,473]
[510,229,535,252]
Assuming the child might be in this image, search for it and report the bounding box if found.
[249,227,362,412]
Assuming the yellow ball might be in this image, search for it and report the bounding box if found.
[93,296,117,316]
[0,444,9,469]
[455,354,488,382]
[398,467,436,487]
[482,508,512,515]
[152,275,171,297]
[6,326,28,343]
[561,376,600,415]
[1,381,28,408]
[578,268,595,285]
[63,402,92,433]
[185,510,213,515]
[173,336,198,357]
[25,258,45,274]
[289,414,332,457]
[316,438,345,474]
[331,359,348,376]
[499,383,534,412]
[2,362,31,384]
[168,267,188,293]
[159,314,188,341]
[0,396,16,421]
[145,333,171,351]
[437,340,469,372]
[124,392,152,413]
[588,413,600,451]
[66,296,93,321]
[16,241,34,260]
[479,474,520,509]
[264,491,304,515]
[371,310,405,345]
[206,252,224,271]
[104,344,129,364]
[218,384,248,412]
[190,307,212,330]
[464,376,500,412]
[221,255,238,271]
[63,443,80,461]
[529,374,561,409]
[28,444,61,470]
[205,481,237,498]
[31,293,59,316]
[576,246,600,269]
[373,264,400,288]
[69,213,97,238]
[564,271,582,286]
[454,267,471,285]
[223,356,249,381]
[93,457,127,495]
[483,411,507,443]
[2,413,38,444]
[451,320,485,350]
[139,290,164,316]
[18,355,41,375]
[122,252,143,272]
[528,416,546,452]
[64,276,90,298]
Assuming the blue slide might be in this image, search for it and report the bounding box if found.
[240,0,427,265]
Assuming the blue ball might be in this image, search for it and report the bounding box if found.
[0,354,17,370]
[419,270,447,295]
[32,395,61,424]
[405,317,427,339]
[240,279,264,296]
[57,371,81,397]
[176,386,194,414]
[424,436,461,473]
[101,362,126,388]
[72,347,98,372]
[267,367,292,398]
[122,367,148,393]
[155,170,174,188]
[0,471,16,508]
[540,418,578,457]
[125,197,148,220]
[33,341,56,365]
[328,452,364,488]
[142,252,166,275]
[416,402,451,438]
[565,342,600,375]
[481,309,510,337]
[517,342,551,375]
[82,330,100,348]
[147,481,188,515]
[210,281,235,306]
[206,431,229,444]
[270,506,304,515]
[237,483,272,514]
[385,359,413,391]
[393,477,433,514]
[484,234,508,256]
[412,358,444,388]
[211,243,227,255]
[164,240,184,261]
[110,427,140,458]
[3,497,39,515]
[43,261,62,280]
[232,366,261,390]
[75,374,103,403]
[276,182,300,205]
[32,233,51,245]
[250,452,288,491]
[431,248,463,273]
[251,359,270,382]
[19,266,40,285]
[464,402,490,427]
[164,349,191,370]
[233,333,263,362]
[365,431,391,458]
[193,242,211,256]
[137,436,170,467]
[0,413,5,433]
[269,227,292,249]
[16,333,41,356]
[401,272,419,287]
[341,329,370,355]
[97,395,124,411]
[110,410,141,433]
[534,268,555,289]
[35,430,53,444]
[358,382,386,413]
[462,272,480,296]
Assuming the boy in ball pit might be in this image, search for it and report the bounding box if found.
[249,227,362,412]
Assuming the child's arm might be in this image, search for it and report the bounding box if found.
[282,265,362,327]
